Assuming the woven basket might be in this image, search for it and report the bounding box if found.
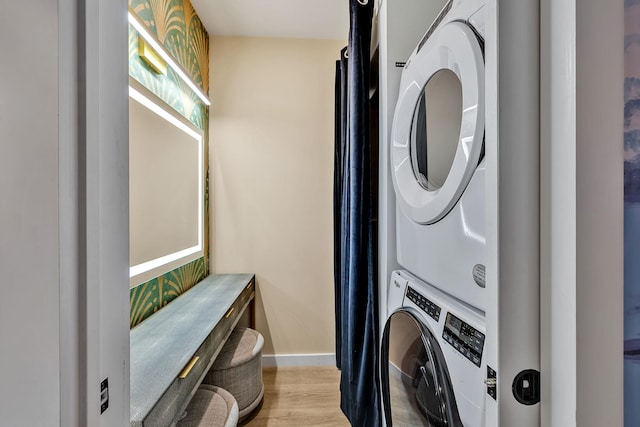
[204,327,264,419]
[177,385,238,427]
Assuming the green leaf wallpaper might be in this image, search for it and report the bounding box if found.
[130,257,206,328]
[130,0,209,94]
[128,0,210,328]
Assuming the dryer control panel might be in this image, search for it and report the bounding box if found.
[406,285,441,321]
[443,312,484,367]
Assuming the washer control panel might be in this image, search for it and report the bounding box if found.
[406,285,441,321]
[443,312,484,367]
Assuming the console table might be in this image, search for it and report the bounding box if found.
[130,274,255,427]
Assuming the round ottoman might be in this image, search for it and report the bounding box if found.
[177,385,238,427]
[204,327,264,420]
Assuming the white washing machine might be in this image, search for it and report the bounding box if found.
[381,270,486,426]
[390,0,487,311]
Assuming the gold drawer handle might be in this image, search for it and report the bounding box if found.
[178,356,199,379]
[225,307,235,319]
[246,282,252,290]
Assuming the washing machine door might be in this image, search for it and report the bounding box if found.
[381,310,462,427]
[391,21,484,224]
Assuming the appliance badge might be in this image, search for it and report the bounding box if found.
[473,264,486,288]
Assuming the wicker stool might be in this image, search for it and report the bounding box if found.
[203,327,264,420]
[177,385,238,427]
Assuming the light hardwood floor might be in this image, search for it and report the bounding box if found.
[242,366,350,427]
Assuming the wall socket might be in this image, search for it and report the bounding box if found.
[100,378,109,414]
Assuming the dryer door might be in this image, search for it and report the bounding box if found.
[391,22,484,224]
[381,310,462,427]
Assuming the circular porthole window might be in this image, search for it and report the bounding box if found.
[390,22,485,224]
[409,69,463,191]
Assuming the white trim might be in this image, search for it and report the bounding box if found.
[261,353,336,368]
[540,0,577,425]
[83,0,130,424]
[59,0,80,425]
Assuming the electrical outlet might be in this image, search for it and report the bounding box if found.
[100,378,109,414]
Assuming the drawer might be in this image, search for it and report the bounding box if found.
[216,278,255,337]
[144,332,217,427]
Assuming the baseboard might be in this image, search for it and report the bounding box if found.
[262,353,336,367]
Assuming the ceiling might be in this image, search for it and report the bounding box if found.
[190,0,350,40]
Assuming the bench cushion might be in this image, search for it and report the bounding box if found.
[177,385,238,427]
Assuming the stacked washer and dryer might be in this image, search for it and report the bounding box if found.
[380,1,497,426]
[380,0,541,423]
[381,0,486,427]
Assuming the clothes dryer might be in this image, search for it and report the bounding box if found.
[390,0,487,311]
[381,270,486,426]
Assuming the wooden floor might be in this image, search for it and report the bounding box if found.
[242,366,350,427]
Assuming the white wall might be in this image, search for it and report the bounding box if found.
[0,1,129,425]
[484,1,540,424]
[575,1,624,425]
[0,2,61,425]
[209,36,345,357]
[377,0,447,344]
[541,0,624,426]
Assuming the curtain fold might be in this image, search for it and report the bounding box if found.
[334,1,380,425]
[334,47,349,370]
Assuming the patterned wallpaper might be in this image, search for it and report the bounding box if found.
[128,0,210,328]
[130,258,206,327]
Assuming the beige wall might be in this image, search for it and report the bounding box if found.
[209,36,345,355]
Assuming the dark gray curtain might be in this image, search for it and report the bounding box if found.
[334,0,380,425]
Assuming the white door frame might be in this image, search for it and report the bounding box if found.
[60,0,130,425]
[540,1,624,426]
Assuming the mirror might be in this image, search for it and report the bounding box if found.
[128,79,204,286]
[410,69,462,191]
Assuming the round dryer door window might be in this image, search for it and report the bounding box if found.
[410,69,463,191]
[391,22,485,224]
